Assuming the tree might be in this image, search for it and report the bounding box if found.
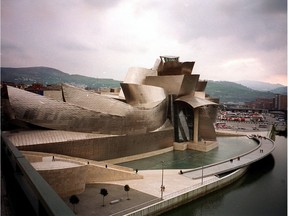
[100,188,108,206]
[124,184,130,200]
[69,195,79,214]
[269,124,276,141]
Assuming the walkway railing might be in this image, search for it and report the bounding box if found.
[163,175,220,200]
[125,168,248,216]
[110,198,161,216]
[1,134,75,216]
[183,135,275,178]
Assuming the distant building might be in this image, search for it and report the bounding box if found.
[245,98,274,110]
[274,94,287,111]
[245,94,287,111]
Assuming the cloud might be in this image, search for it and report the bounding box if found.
[83,0,122,9]
[221,58,258,68]
[1,0,287,85]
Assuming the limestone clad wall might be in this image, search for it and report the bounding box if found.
[85,165,143,183]
[38,166,87,197]
[17,129,174,161]
[23,151,143,197]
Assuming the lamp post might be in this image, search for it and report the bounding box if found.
[201,165,204,185]
[160,161,164,199]
[201,156,204,185]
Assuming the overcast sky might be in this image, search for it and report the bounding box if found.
[1,0,287,85]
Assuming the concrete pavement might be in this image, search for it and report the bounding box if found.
[62,132,275,215]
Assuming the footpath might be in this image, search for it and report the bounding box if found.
[63,131,275,216]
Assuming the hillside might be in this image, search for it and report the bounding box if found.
[237,80,285,91]
[1,67,281,103]
[270,86,287,95]
[1,67,121,89]
[206,81,276,103]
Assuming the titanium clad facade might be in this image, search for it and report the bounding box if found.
[3,55,219,160]
[157,60,195,76]
[122,67,157,84]
[120,83,167,105]
[62,83,133,116]
[175,96,218,141]
[176,95,217,108]
[144,75,199,97]
[119,67,157,98]
[195,81,208,91]
[198,106,218,141]
[7,85,168,134]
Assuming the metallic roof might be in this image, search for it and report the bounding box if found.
[120,83,167,106]
[62,83,133,116]
[176,95,218,108]
[144,74,199,97]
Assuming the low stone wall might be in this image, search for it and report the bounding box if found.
[24,153,43,163]
[22,151,142,197]
[1,135,75,215]
[173,142,187,151]
[127,167,248,216]
[38,166,87,197]
[188,140,218,152]
[86,165,142,183]
[173,141,218,152]
[105,147,173,164]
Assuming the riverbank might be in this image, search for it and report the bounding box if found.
[63,167,248,216]
[164,135,287,216]
[62,134,275,215]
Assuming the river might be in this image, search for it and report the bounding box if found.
[119,136,287,216]
[164,136,287,216]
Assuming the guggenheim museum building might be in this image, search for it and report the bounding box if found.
[3,56,219,162]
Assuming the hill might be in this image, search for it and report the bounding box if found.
[270,86,287,95]
[1,67,281,103]
[1,67,121,89]
[237,80,285,91]
[206,81,276,103]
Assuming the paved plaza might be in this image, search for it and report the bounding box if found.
[62,131,275,216]
[62,170,215,216]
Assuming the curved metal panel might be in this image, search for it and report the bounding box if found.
[6,86,168,134]
[120,67,157,98]
[195,81,207,91]
[199,106,217,141]
[144,75,199,97]
[181,61,195,75]
[176,95,217,108]
[62,83,133,116]
[158,61,195,76]
[122,67,157,84]
[120,83,167,106]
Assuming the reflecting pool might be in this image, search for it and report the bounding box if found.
[118,136,258,170]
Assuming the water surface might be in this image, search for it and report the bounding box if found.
[119,136,258,169]
[164,136,287,216]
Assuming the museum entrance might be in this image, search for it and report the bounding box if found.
[173,101,195,142]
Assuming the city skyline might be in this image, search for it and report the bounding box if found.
[1,0,287,85]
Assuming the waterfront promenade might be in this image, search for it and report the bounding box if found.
[64,132,275,216]
[183,134,275,179]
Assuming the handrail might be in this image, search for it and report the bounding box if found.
[183,135,271,174]
[110,198,161,216]
[1,133,75,216]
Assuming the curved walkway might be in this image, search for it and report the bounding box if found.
[107,134,275,199]
[63,134,275,215]
[183,135,275,179]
